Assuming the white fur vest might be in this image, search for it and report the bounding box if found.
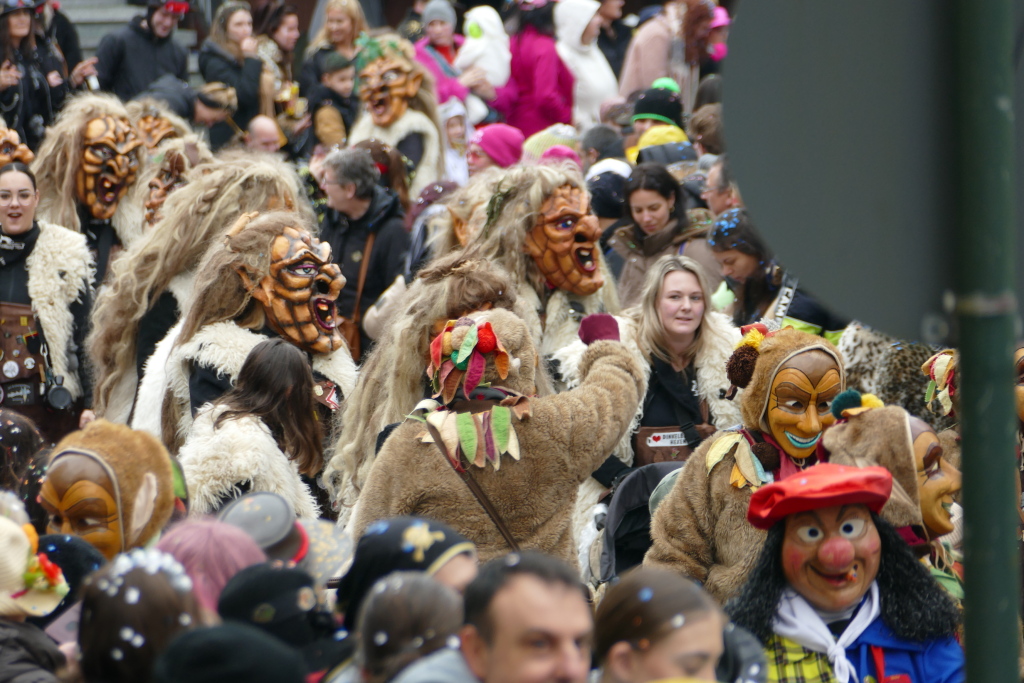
[132,320,359,449]
[179,404,320,519]
[550,311,742,572]
[348,109,443,198]
[25,221,95,399]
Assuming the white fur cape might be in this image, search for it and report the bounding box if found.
[179,403,320,519]
[26,221,95,399]
[348,109,443,198]
[132,320,359,449]
[549,311,742,574]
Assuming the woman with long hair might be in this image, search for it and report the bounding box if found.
[299,0,366,96]
[177,338,325,518]
[253,2,302,124]
[606,162,721,308]
[199,1,264,149]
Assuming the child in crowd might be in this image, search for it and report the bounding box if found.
[308,52,359,148]
[440,98,470,185]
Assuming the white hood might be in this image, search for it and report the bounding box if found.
[554,0,601,53]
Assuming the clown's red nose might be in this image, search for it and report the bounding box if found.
[818,537,855,571]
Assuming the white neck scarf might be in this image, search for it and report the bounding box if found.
[772,582,881,683]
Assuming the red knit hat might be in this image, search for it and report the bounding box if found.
[472,124,525,168]
[746,464,892,530]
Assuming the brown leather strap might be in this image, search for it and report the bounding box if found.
[423,419,521,552]
[350,232,375,325]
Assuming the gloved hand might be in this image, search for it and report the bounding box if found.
[578,313,620,345]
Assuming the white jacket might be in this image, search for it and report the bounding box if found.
[554,0,619,130]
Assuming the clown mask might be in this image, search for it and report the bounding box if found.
[909,416,961,538]
[75,116,143,221]
[523,185,604,296]
[782,503,881,612]
[40,453,124,561]
[766,350,842,460]
[240,225,347,355]
[144,149,188,225]
[0,128,34,166]
[359,56,423,128]
[135,113,179,151]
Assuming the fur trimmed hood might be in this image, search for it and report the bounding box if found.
[348,109,443,198]
[26,221,95,399]
[179,404,320,519]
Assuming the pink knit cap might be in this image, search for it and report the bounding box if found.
[472,124,526,168]
[540,144,582,169]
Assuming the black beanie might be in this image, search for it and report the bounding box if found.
[152,623,306,683]
[632,88,683,128]
[217,564,321,648]
[587,171,627,220]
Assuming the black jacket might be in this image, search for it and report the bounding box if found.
[0,617,64,683]
[45,9,81,71]
[198,39,263,149]
[320,186,409,358]
[95,15,188,101]
[298,46,334,98]
[134,73,195,120]
[597,19,632,78]
[0,37,69,151]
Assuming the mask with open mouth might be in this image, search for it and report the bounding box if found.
[358,53,423,128]
[523,184,604,296]
[0,128,34,166]
[242,225,347,355]
[144,148,189,225]
[75,116,143,221]
[135,113,180,151]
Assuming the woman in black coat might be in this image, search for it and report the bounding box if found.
[198,1,263,149]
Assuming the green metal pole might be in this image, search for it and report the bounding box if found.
[955,0,1019,681]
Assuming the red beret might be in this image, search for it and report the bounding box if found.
[747,464,892,530]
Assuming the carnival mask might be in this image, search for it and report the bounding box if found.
[1014,346,1024,424]
[523,185,604,296]
[0,128,34,166]
[75,116,143,221]
[39,453,124,561]
[766,350,841,460]
[144,149,189,225]
[135,113,179,151]
[909,416,961,538]
[241,225,347,355]
[782,503,881,612]
[359,56,423,128]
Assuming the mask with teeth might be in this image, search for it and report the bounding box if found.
[239,225,347,355]
[144,149,189,225]
[76,116,143,221]
[135,114,179,151]
[0,128,34,166]
[358,54,423,128]
[523,184,604,296]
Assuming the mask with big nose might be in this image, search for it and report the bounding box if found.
[523,184,604,296]
[75,116,143,221]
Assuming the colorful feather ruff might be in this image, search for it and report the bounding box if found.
[427,320,512,405]
[411,397,528,472]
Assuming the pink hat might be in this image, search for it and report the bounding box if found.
[472,124,525,168]
[710,6,731,30]
[540,144,582,169]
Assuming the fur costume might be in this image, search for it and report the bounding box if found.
[126,134,215,229]
[25,221,95,400]
[31,93,145,246]
[350,308,646,567]
[179,404,320,519]
[323,255,522,526]
[89,154,312,424]
[49,420,175,554]
[551,311,741,570]
[348,108,442,199]
[644,328,845,603]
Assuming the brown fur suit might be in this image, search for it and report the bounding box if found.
[351,308,645,568]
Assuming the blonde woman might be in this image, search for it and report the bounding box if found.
[200,1,263,148]
[552,254,741,572]
[300,0,367,96]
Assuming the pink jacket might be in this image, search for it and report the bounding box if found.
[491,25,573,137]
[414,35,470,105]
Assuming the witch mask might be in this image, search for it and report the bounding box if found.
[144,148,190,225]
[358,52,422,128]
[75,116,143,221]
[135,113,179,151]
[765,350,842,460]
[0,129,34,166]
[909,416,961,538]
[523,185,604,296]
[240,225,347,355]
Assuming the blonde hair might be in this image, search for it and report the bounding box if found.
[628,254,715,368]
[306,0,367,56]
[89,155,310,418]
[32,92,143,232]
[209,1,253,64]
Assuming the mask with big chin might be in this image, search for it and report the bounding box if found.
[135,114,179,151]
[76,116,143,221]
[523,185,604,296]
[766,350,842,460]
[909,416,962,538]
[359,56,423,128]
[39,453,124,561]
[0,129,34,166]
[241,225,347,355]
[144,149,188,225]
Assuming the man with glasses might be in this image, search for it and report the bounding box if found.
[701,153,743,217]
[95,0,189,101]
